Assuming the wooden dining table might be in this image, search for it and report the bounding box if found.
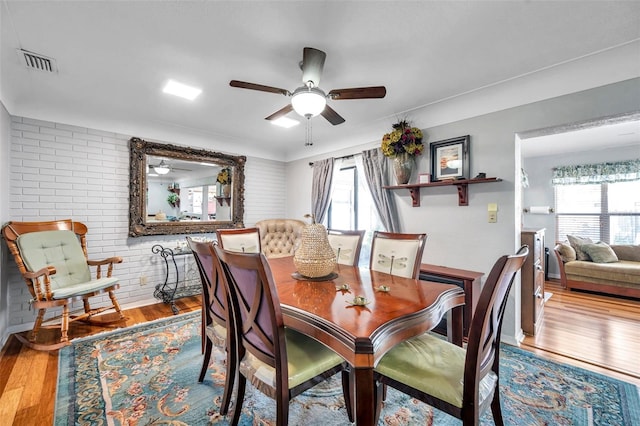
[267,256,466,426]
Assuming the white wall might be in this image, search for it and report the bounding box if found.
[523,144,640,278]
[1,117,286,342]
[286,78,640,345]
[0,101,10,346]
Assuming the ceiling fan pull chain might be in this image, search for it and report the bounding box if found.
[305,118,313,146]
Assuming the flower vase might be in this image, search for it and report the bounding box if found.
[393,153,414,184]
[222,184,231,198]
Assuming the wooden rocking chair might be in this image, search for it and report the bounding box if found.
[2,219,125,351]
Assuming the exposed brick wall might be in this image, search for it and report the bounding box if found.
[5,116,286,332]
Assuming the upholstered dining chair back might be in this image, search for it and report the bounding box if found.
[185,237,235,415]
[214,246,352,425]
[1,219,124,351]
[369,231,427,278]
[327,229,366,267]
[255,218,305,258]
[216,227,261,253]
[373,246,529,425]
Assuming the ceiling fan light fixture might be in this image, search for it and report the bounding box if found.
[291,86,326,118]
[154,160,171,175]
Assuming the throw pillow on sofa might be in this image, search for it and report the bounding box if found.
[581,242,619,263]
[556,242,577,262]
[567,235,594,261]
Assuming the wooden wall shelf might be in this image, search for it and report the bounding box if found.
[215,196,231,206]
[383,177,502,207]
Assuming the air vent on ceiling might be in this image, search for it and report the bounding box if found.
[16,49,57,73]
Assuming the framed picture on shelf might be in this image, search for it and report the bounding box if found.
[430,135,470,181]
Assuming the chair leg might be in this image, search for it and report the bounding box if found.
[341,369,354,422]
[60,304,70,344]
[83,297,91,313]
[276,391,290,426]
[230,375,246,426]
[491,390,504,426]
[373,379,384,424]
[108,290,125,319]
[31,309,46,342]
[219,344,237,415]
[198,338,213,382]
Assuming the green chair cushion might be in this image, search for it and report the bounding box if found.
[205,322,227,347]
[17,230,92,289]
[17,230,118,299]
[239,328,343,398]
[376,333,466,407]
[52,276,119,299]
[376,333,499,409]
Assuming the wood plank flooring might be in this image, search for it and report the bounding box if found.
[521,280,640,386]
[0,282,638,425]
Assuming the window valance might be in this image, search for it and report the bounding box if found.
[552,159,640,185]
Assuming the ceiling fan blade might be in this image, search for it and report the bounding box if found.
[328,86,387,100]
[321,105,345,125]
[301,47,326,87]
[230,80,290,96]
[265,104,294,121]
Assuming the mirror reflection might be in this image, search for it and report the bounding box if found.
[146,155,232,222]
[129,137,246,237]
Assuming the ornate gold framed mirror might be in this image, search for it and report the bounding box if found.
[129,137,245,237]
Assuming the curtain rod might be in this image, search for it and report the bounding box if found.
[309,154,355,167]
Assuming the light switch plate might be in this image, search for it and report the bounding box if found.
[488,212,498,223]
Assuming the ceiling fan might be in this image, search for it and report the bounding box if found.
[230,47,386,125]
[147,159,192,175]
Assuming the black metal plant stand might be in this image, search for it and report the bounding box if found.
[152,244,200,314]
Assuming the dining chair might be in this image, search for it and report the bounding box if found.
[185,237,235,415]
[369,231,427,278]
[216,227,261,253]
[327,229,366,267]
[213,246,353,425]
[255,218,305,258]
[373,246,529,425]
[1,219,124,351]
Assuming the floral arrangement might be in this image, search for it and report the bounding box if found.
[216,168,231,185]
[381,119,424,157]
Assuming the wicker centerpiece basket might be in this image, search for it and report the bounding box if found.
[293,214,337,279]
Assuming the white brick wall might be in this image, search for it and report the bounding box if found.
[5,116,287,332]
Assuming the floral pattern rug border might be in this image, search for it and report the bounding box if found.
[55,311,640,425]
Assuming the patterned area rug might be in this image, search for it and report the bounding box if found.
[55,311,640,425]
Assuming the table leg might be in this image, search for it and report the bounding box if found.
[354,367,375,426]
[448,305,464,346]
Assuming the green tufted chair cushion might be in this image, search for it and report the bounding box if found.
[17,230,118,299]
[239,328,344,399]
[375,333,497,408]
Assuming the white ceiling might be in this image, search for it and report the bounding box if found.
[521,119,640,158]
[2,1,640,161]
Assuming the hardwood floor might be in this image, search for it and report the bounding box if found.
[521,280,640,386]
[0,283,638,425]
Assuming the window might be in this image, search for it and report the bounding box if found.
[555,180,640,244]
[327,158,383,266]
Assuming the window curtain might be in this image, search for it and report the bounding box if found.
[311,158,334,223]
[552,159,640,185]
[360,148,400,233]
